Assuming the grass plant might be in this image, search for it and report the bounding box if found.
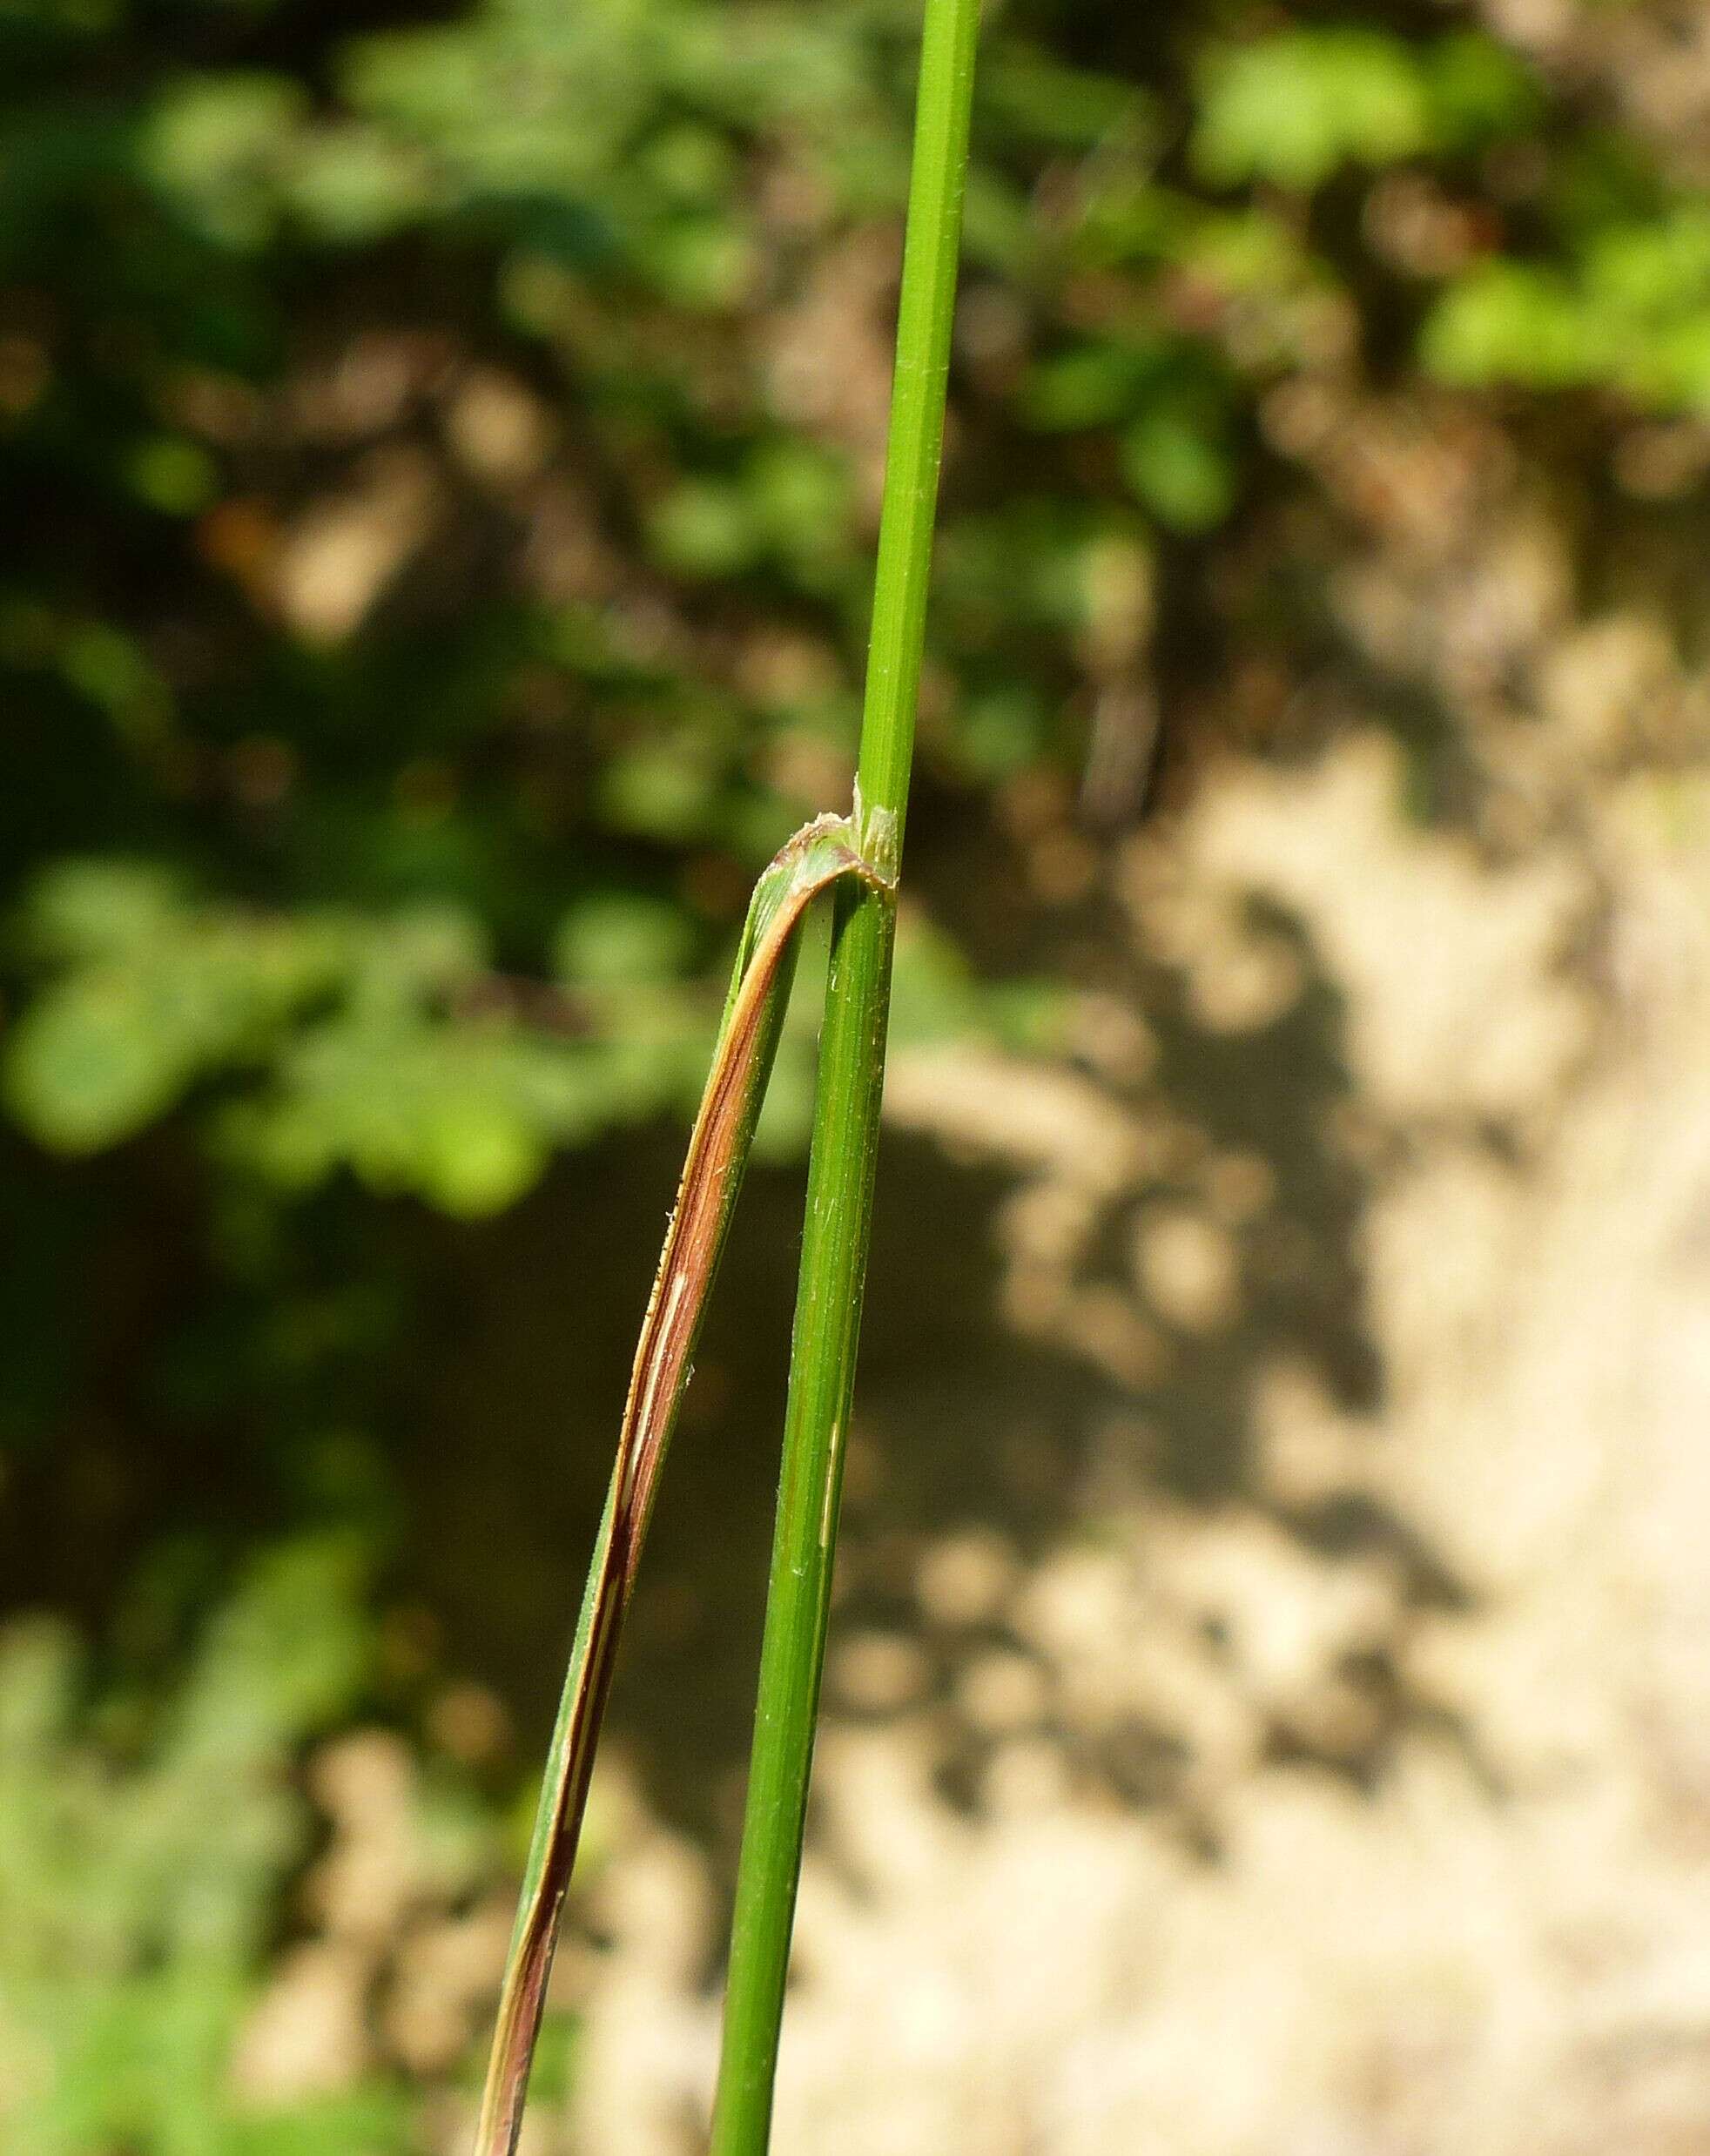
[472,2,979,2147]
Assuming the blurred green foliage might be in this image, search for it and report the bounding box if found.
[1193,28,1535,192]
[0,1541,417,2153]
[2,0,1706,2141]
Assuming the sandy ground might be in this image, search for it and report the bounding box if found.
[237,402,1710,2155]
[557,443,1710,2153]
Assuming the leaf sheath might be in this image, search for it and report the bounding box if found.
[472,814,887,2156]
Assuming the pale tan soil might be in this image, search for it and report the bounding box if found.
[243,407,1710,2154]
[561,440,1710,2153]
[550,754,1710,2156]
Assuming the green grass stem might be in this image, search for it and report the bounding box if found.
[708,1,981,2146]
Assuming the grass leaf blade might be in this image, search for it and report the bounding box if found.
[473,814,886,2156]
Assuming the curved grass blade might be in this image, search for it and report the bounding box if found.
[473,812,891,2156]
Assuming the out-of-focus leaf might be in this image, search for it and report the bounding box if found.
[1194,30,1532,191]
[0,1543,417,2156]
[1195,31,1432,190]
[141,75,308,248]
[1423,206,1710,408]
[1422,262,1592,390]
[4,904,349,1152]
[555,893,696,987]
[1121,402,1236,532]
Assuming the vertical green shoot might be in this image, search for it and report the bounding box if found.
[709,0,981,2146]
